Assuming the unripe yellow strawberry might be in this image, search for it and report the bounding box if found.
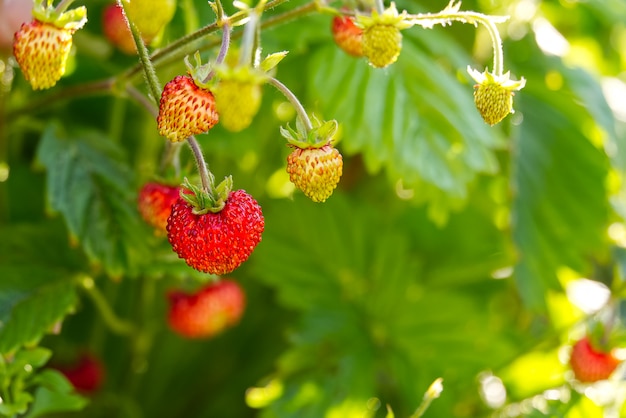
[467,67,526,126]
[213,66,267,132]
[362,24,402,68]
[356,2,412,69]
[12,1,86,90]
[14,21,73,90]
[122,0,176,43]
[287,144,343,203]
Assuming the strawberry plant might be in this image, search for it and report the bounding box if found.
[2,0,626,417]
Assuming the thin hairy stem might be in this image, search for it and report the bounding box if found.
[267,77,313,132]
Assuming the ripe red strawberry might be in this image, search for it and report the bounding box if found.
[102,3,136,55]
[168,280,245,338]
[331,16,363,57]
[54,353,104,394]
[167,183,264,275]
[287,144,343,203]
[138,182,181,233]
[13,1,87,90]
[157,74,219,142]
[570,336,620,383]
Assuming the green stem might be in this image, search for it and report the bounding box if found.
[123,0,294,81]
[119,0,162,104]
[267,77,313,132]
[204,23,232,83]
[7,0,318,117]
[373,0,385,14]
[53,0,74,13]
[408,6,507,76]
[125,84,158,118]
[409,378,443,418]
[239,11,259,67]
[186,136,214,193]
[79,276,136,336]
[6,78,115,119]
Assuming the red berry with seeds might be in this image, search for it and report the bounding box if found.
[331,15,363,57]
[13,1,87,90]
[157,74,219,143]
[166,179,264,275]
[168,280,245,339]
[570,336,620,383]
[138,182,181,233]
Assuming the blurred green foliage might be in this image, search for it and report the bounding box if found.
[1,0,626,417]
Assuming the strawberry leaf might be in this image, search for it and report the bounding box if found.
[24,369,88,418]
[0,223,83,355]
[252,194,519,416]
[35,123,151,277]
[510,50,611,311]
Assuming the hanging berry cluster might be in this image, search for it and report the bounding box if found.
[12,0,525,279]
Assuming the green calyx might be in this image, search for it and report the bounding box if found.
[280,116,339,149]
[185,52,214,90]
[215,63,269,85]
[180,176,233,215]
[32,0,87,31]
[356,2,413,30]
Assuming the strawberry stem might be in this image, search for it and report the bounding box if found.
[239,11,259,67]
[267,77,313,132]
[79,275,136,336]
[408,2,506,76]
[53,0,74,13]
[118,0,163,104]
[204,23,232,83]
[373,0,385,15]
[187,136,215,194]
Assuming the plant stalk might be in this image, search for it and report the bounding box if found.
[267,77,313,132]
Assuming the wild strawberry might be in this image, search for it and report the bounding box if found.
[13,0,87,90]
[157,74,219,142]
[166,177,264,275]
[102,3,135,55]
[138,182,181,233]
[570,336,620,383]
[467,67,526,126]
[167,280,245,338]
[280,117,343,202]
[213,65,267,132]
[357,3,412,68]
[54,353,104,394]
[331,15,363,57]
[120,0,176,44]
[287,145,343,203]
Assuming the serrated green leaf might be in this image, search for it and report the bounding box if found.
[307,34,502,217]
[16,367,84,418]
[511,54,610,310]
[35,123,151,277]
[253,194,518,416]
[0,273,78,355]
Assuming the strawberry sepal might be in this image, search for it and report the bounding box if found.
[32,0,87,31]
